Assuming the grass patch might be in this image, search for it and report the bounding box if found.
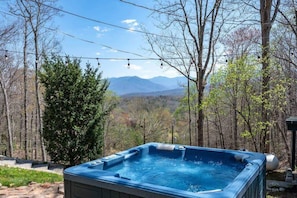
[0,166,63,187]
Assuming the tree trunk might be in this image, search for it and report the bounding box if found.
[187,76,192,145]
[260,0,271,153]
[259,0,280,153]
[23,20,29,159]
[196,69,205,146]
[34,53,47,161]
[19,0,51,161]
[233,97,238,149]
[33,27,46,161]
[0,80,13,157]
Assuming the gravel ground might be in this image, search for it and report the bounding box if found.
[0,182,64,198]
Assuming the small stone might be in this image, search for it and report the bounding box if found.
[0,186,8,189]
[16,186,27,190]
[279,187,286,192]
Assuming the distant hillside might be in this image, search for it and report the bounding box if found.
[122,88,185,97]
[107,76,186,96]
[149,76,187,89]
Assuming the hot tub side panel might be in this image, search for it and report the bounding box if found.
[64,174,185,198]
[241,161,266,198]
[64,179,143,198]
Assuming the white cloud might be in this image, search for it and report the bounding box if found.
[101,28,109,32]
[125,63,142,70]
[93,26,109,34]
[93,26,100,32]
[128,27,135,32]
[93,26,106,38]
[121,19,139,32]
[109,49,118,53]
[122,19,137,24]
[96,52,101,56]
[101,47,118,53]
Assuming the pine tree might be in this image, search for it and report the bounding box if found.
[39,55,112,166]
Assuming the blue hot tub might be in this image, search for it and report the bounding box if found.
[64,143,266,198]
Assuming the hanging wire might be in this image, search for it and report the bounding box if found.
[25,0,183,40]
[0,49,265,65]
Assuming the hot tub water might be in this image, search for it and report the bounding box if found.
[107,153,245,192]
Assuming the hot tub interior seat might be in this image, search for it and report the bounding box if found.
[89,143,250,171]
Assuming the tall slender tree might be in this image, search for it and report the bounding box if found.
[10,0,59,160]
[0,24,18,157]
[23,19,29,159]
[259,0,280,153]
[221,27,261,149]
[146,0,223,146]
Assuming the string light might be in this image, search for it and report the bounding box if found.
[0,49,271,68]
[5,50,8,60]
[160,58,163,69]
[0,49,175,61]
[0,7,270,64]
[127,58,130,69]
[96,58,100,66]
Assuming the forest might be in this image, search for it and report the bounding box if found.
[0,0,296,167]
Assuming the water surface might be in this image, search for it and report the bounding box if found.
[106,154,245,192]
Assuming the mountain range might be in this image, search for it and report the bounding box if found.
[107,76,187,96]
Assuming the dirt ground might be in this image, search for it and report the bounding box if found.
[0,182,64,198]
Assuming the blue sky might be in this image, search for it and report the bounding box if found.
[53,0,181,79]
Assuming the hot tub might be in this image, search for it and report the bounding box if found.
[64,143,266,198]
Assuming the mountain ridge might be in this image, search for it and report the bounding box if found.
[107,76,186,96]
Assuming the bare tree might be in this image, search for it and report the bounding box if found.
[271,0,297,164]
[0,56,14,157]
[277,0,297,114]
[0,23,18,157]
[23,19,29,159]
[10,0,58,161]
[146,0,223,146]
